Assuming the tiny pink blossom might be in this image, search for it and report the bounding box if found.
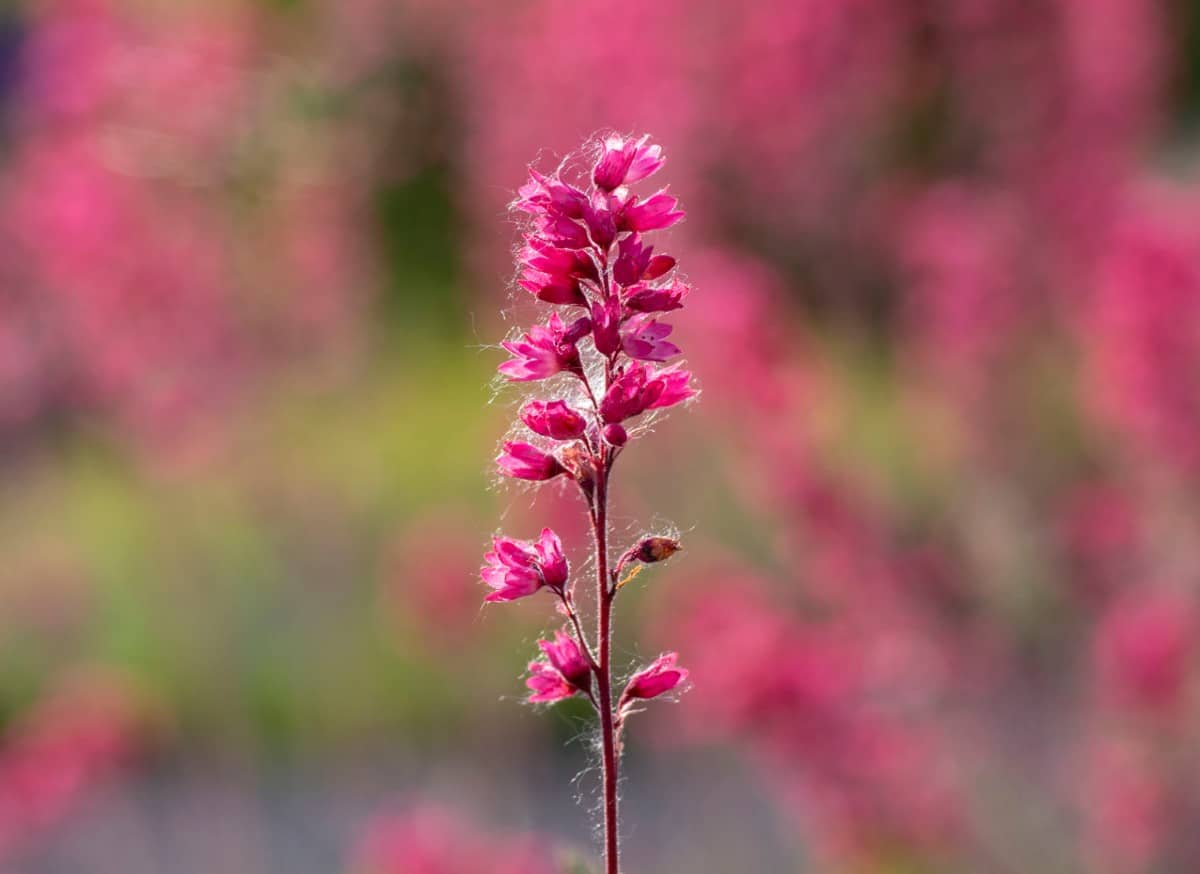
[526,661,576,703]
[521,399,587,440]
[613,233,674,287]
[644,363,697,410]
[599,362,696,423]
[481,527,568,602]
[619,189,684,232]
[534,212,590,249]
[495,441,566,481]
[538,629,592,692]
[621,316,680,361]
[499,312,589,381]
[592,135,665,192]
[518,239,598,307]
[624,279,688,313]
[599,363,655,423]
[515,169,588,219]
[622,652,688,702]
[590,297,623,357]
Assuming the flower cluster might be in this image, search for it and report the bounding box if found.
[0,675,142,860]
[482,135,693,872]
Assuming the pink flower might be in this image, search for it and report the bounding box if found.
[480,527,568,602]
[495,441,566,481]
[589,201,621,249]
[498,312,590,381]
[644,364,697,409]
[624,279,688,313]
[621,316,680,361]
[534,212,590,249]
[526,661,578,703]
[526,630,592,702]
[592,134,665,192]
[621,652,688,703]
[1094,591,1195,713]
[590,297,622,357]
[614,233,675,287]
[619,189,684,232]
[520,399,587,440]
[514,168,588,219]
[518,239,597,305]
[600,362,696,423]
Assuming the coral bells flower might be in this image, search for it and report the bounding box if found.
[621,653,688,703]
[624,279,688,314]
[481,528,568,603]
[526,630,592,702]
[518,238,598,306]
[593,135,665,192]
[496,441,566,481]
[498,312,590,381]
[613,233,674,287]
[489,134,697,873]
[621,315,680,362]
[520,400,587,441]
[600,362,696,423]
[590,297,622,357]
[526,660,578,703]
[618,189,684,232]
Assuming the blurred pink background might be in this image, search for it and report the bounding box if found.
[2,1,1200,872]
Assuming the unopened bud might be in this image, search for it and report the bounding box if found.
[602,423,628,446]
[635,536,682,563]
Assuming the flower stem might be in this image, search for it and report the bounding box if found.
[592,457,620,874]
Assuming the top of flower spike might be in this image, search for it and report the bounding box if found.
[499,133,696,430]
[593,135,666,191]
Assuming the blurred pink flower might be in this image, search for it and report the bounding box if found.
[353,806,558,874]
[0,0,370,454]
[1087,187,1200,474]
[0,672,143,859]
[1094,590,1195,715]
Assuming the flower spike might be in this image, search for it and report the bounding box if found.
[484,134,696,874]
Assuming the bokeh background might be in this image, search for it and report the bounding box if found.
[2,0,1200,872]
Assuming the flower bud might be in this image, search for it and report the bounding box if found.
[602,423,628,446]
[621,652,687,702]
[634,536,682,563]
[496,442,566,481]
